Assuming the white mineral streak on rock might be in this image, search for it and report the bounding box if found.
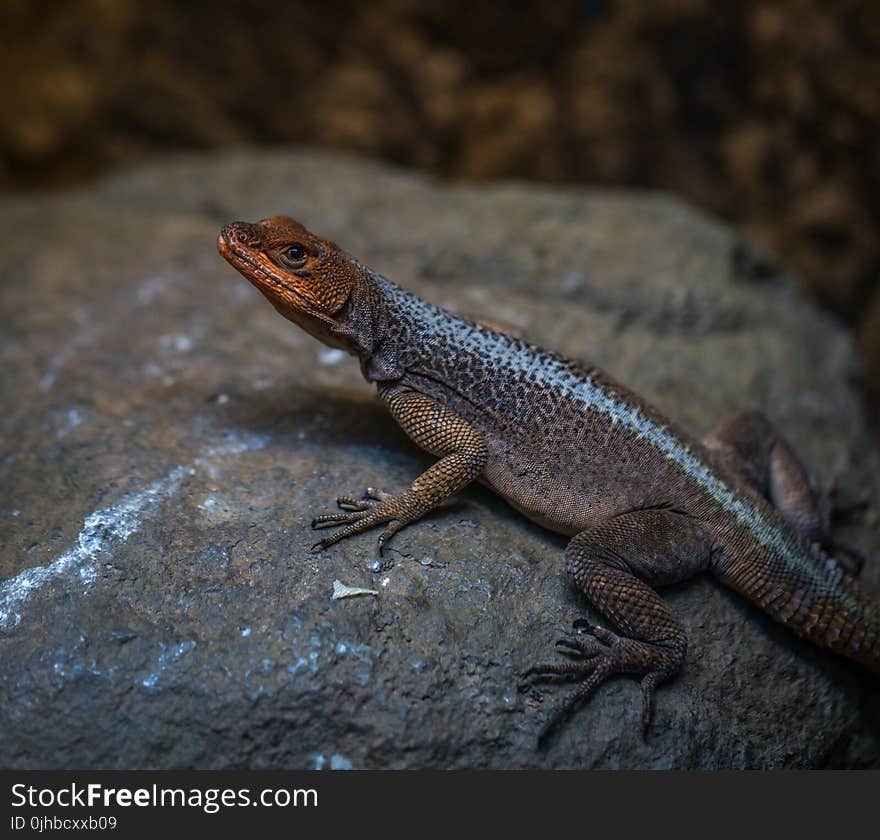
[0,432,269,630]
[0,467,189,630]
[141,640,197,688]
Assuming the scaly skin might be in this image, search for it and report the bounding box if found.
[217,215,879,743]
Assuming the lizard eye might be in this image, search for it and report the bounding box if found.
[281,245,308,269]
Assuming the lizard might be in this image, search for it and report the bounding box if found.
[217,214,880,743]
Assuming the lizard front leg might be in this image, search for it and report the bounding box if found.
[311,387,488,554]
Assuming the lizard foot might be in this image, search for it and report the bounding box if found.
[310,488,415,555]
[520,625,679,747]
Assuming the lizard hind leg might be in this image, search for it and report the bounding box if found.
[704,410,828,540]
[522,510,712,745]
[704,410,865,574]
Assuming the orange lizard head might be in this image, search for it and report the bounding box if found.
[217,215,362,346]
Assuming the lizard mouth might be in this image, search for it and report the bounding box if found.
[217,230,288,294]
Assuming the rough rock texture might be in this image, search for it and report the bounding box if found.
[1,150,878,769]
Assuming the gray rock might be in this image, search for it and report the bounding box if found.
[0,150,878,769]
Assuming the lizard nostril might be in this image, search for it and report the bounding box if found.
[219,223,256,246]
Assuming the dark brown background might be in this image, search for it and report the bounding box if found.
[3,0,879,418]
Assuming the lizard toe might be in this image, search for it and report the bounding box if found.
[376,521,404,556]
[519,659,599,689]
[554,636,606,658]
[336,495,373,512]
[536,656,615,749]
[311,510,370,529]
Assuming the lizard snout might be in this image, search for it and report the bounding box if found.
[219,222,260,246]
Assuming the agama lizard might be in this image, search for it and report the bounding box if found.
[217,215,879,742]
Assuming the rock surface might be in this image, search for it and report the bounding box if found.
[1,150,878,769]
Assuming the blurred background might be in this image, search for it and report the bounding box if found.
[2,0,879,420]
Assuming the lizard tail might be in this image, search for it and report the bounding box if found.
[715,544,880,674]
[792,572,880,673]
